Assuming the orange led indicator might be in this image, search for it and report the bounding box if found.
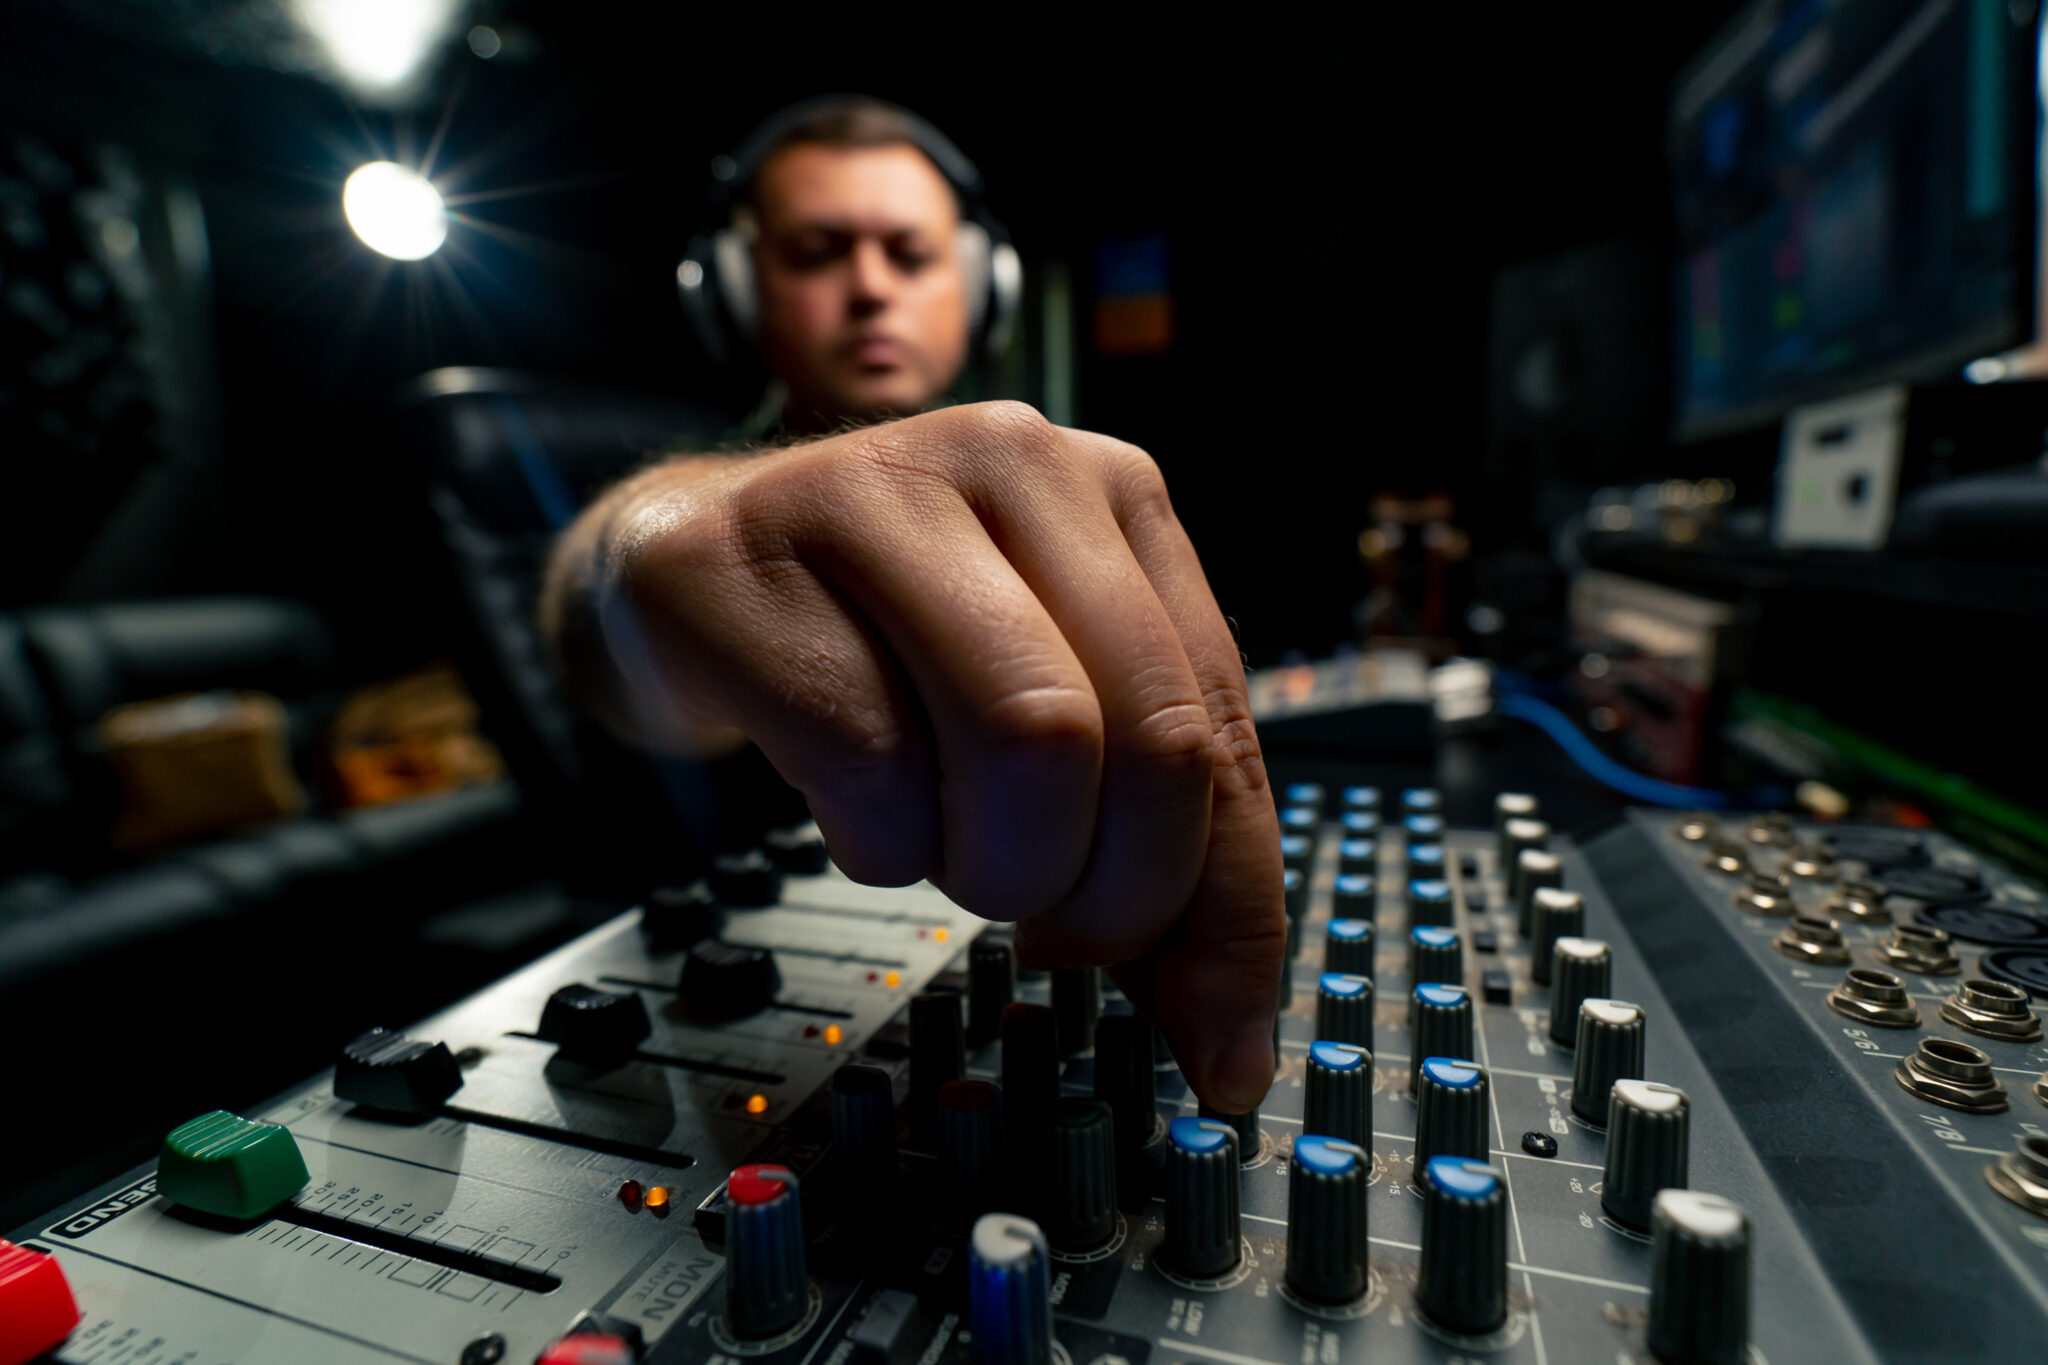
[745,1093,769,1116]
[884,971,902,989]
[643,1185,670,1212]
[823,1024,843,1045]
[934,928,949,943]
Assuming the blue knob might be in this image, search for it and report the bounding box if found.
[725,1164,808,1339]
[1285,1135,1369,1303]
[1418,1157,1507,1335]
[970,1213,1054,1365]
[1407,876,1454,929]
[1164,1118,1241,1278]
[1315,974,1373,1050]
[1325,917,1374,978]
[1341,785,1380,811]
[1410,984,1474,1090]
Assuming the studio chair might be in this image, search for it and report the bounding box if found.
[394,367,808,900]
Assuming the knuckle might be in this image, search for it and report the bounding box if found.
[1207,708,1271,804]
[1125,697,1217,779]
[977,684,1106,764]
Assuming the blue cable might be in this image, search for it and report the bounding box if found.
[1493,690,1780,810]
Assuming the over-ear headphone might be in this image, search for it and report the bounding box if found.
[676,95,1022,370]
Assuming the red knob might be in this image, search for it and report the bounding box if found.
[0,1239,79,1365]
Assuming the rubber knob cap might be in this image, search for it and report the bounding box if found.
[1315,973,1374,1051]
[1284,1135,1369,1303]
[1410,984,1474,1091]
[1046,1098,1117,1252]
[1514,848,1562,939]
[1572,999,1646,1124]
[909,991,966,1133]
[829,1064,898,1202]
[1528,888,1585,986]
[1648,1190,1750,1365]
[1164,1117,1241,1278]
[1418,1157,1508,1335]
[724,1164,808,1339]
[1051,968,1101,1058]
[1603,1080,1690,1230]
[708,848,784,907]
[1325,916,1374,977]
[334,1028,462,1116]
[1303,1041,1373,1150]
[1408,925,1463,990]
[1414,1057,1489,1166]
[1549,937,1613,1046]
[968,939,1016,1046]
[969,1214,1054,1365]
[537,983,651,1057]
[940,1080,1007,1230]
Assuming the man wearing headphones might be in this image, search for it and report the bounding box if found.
[541,97,1281,1116]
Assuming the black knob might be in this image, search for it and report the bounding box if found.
[643,882,722,950]
[1197,1102,1259,1163]
[1303,1041,1373,1150]
[1046,1098,1117,1252]
[335,1028,462,1115]
[1001,1004,1060,1218]
[1332,872,1375,924]
[1571,999,1647,1124]
[1093,1014,1158,1211]
[1338,834,1378,874]
[1314,973,1374,1050]
[1284,1135,1369,1303]
[1603,1079,1690,1230]
[1406,843,1448,886]
[1494,793,1538,856]
[829,1064,898,1202]
[1417,1157,1508,1335]
[1514,849,1562,939]
[1649,1190,1750,1365]
[708,849,784,908]
[1406,877,1454,930]
[1408,925,1463,989]
[763,825,830,875]
[1164,1117,1241,1278]
[1404,813,1445,848]
[724,1164,809,1339]
[1284,781,1328,815]
[1528,888,1585,986]
[1410,983,1474,1091]
[1051,968,1100,1058]
[1413,1057,1488,1167]
[940,1080,1006,1231]
[1281,832,1315,874]
[969,1213,1055,1365]
[1401,787,1442,816]
[968,939,1016,1046]
[910,991,966,1133]
[1501,817,1549,907]
[537,983,650,1058]
[1283,867,1309,921]
[679,939,782,1021]
[1550,937,1613,1046]
[1324,916,1374,977]
[1342,784,1381,813]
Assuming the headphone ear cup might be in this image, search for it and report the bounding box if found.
[710,229,759,348]
[677,234,729,363]
[956,221,992,342]
[983,239,1022,361]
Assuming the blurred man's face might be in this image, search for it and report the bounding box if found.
[750,142,971,427]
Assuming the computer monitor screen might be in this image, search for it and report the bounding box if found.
[1671,0,2039,438]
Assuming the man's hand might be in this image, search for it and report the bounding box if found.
[548,401,1283,1112]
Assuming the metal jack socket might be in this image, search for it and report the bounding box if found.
[1939,979,2042,1042]
[1826,968,1921,1028]
[1893,1037,2007,1114]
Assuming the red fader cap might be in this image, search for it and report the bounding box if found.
[0,1239,79,1365]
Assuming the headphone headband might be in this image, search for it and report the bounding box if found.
[707,94,985,211]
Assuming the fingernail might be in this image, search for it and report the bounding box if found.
[1208,1015,1277,1111]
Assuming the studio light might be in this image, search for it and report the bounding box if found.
[343,162,447,260]
[294,0,463,99]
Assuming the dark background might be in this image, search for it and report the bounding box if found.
[0,1,1744,670]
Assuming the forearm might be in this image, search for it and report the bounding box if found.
[539,452,752,754]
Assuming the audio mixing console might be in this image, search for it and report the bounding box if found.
[8,785,2048,1364]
